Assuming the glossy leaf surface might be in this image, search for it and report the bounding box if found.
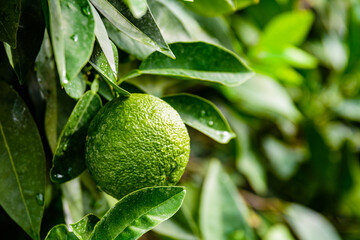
[47,0,95,87]
[122,42,254,86]
[90,186,185,240]
[45,224,78,240]
[199,160,255,240]
[89,42,130,97]
[91,4,116,75]
[90,0,173,58]
[71,214,100,240]
[162,93,235,143]
[0,0,21,48]
[0,81,45,240]
[51,91,102,183]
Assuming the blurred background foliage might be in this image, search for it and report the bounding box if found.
[1,0,360,239]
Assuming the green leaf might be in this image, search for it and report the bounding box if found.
[91,4,117,76]
[90,186,186,240]
[123,0,147,18]
[35,31,76,153]
[0,81,45,240]
[51,91,102,183]
[333,99,360,122]
[259,10,314,49]
[47,0,95,87]
[122,42,254,86]
[264,224,295,240]
[64,73,86,100]
[199,160,255,240]
[162,93,235,144]
[147,0,215,44]
[71,214,100,240]
[263,137,305,180]
[90,0,174,58]
[285,204,341,240]
[184,0,235,17]
[220,74,302,122]
[45,224,79,240]
[0,0,21,48]
[6,0,44,84]
[89,42,130,97]
[61,179,84,224]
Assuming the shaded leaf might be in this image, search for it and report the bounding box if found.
[285,204,341,240]
[0,0,21,47]
[89,42,130,97]
[162,93,235,143]
[6,0,44,84]
[200,160,255,240]
[122,42,254,86]
[51,91,102,183]
[90,186,186,240]
[90,0,174,58]
[71,214,100,240]
[45,224,78,240]
[0,81,45,240]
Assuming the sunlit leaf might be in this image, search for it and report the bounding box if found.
[162,93,235,143]
[90,186,185,240]
[90,0,174,58]
[285,204,341,240]
[71,214,100,240]
[123,0,147,18]
[0,81,45,240]
[122,42,254,86]
[45,224,78,240]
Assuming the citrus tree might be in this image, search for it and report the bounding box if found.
[1,0,360,239]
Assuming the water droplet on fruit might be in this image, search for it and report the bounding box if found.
[35,193,44,206]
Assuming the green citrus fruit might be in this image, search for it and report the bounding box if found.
[85,93,190,199]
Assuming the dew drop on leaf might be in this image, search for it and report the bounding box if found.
[70,34,78,42]
[208,120,214,126]
[35,193,44,206]
[81,5,91,16]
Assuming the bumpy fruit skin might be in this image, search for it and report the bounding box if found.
[85,93,190,199]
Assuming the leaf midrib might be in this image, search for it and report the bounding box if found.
[0,122,34,234]
[114,190,184,239]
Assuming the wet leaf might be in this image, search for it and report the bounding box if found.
[45,224,79,240]
[285,204,341,240]
[89,186,185,240]
[89,42,130,97]
[122,42,254,86]
[47,0,95,87]
[90,0,174,58]
[0,81,45,240]
[0,0,21,48]
[91,4,116,75]
[71,214,100,240]
[51,91,102,184]
[6,0,44,84]
[162,93,235,144]
[199,160,255,240]
[64,73,86,100]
